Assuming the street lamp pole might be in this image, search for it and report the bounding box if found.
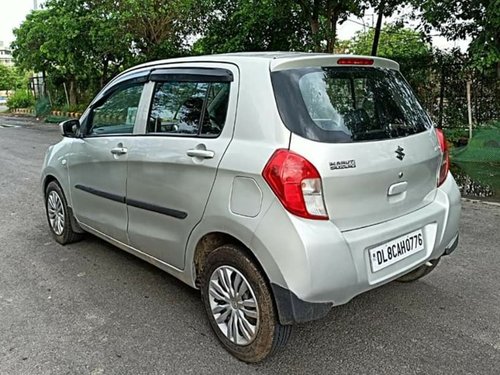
[33,0,38,10]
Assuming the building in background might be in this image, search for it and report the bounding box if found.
[0,41,14,66]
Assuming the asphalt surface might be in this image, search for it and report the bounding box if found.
[1,115,499,375]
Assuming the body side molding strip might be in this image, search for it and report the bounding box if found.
[75,184,125,203]
[75,184,187,219]
[126,198,188,219]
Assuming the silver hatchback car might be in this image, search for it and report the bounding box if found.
[42,53,461,362]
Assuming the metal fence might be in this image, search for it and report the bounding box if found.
[402,61,500,129]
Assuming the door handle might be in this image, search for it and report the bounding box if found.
[110,147,128,156]
[186,149,215,159]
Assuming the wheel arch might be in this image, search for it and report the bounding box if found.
[192,231,267,288]
[43,174,59,193]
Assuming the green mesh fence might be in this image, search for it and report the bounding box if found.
[451,121,500,201]
[452,121,500,163]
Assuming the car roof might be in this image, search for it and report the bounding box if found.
[113,52,399,85]
[127,51,399,71]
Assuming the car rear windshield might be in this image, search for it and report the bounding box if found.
[271,67,432,143]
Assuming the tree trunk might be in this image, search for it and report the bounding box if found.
[310,17,321,51]
[325,2,338,54]
[327,13,339,53]
[310,0,321,52]
[371,4,384,56]
[310,18,319,34]
[68,79,77,106]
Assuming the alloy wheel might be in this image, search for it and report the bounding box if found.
[208,265,260,346]
[47,191,65,236]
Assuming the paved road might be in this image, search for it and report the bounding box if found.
[1,116,499,375]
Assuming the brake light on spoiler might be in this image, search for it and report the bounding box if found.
[337,57,374,66]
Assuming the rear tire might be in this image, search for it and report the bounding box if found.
[45,181,83,245]
[396,258,440,282]
[200,244,292,363]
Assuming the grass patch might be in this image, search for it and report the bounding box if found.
[451,161,500,201]
[452,161,500,188]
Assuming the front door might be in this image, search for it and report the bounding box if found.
[126,66,237,269]
[69,81,146,243]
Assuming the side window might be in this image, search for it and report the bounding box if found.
[88,84,144,136]
[148,81,230,137]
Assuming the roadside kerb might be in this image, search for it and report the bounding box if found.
[10,108,82,118]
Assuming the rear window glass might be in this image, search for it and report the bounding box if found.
[271,67,432,143]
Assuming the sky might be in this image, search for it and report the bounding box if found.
[0,1,469,52]
[0,0,42,47]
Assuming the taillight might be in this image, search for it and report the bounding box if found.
[337,57,374,65]
[436,128,449,187]
[262,149,328,220]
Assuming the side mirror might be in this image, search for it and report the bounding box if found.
[60,119,81,137]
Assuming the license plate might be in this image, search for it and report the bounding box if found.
[369,229,425,272]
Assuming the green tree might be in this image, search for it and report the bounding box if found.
[11,10,52,75]
[297,0,366,52]
[196,0,367,54]
[349,24,433,97]
[115,0,199,61]
[0,65,29,93]
[0,65,15,92]
[12,0,197,106]
[350,24,431,62]
[194,0,311,53]
[12,3,124,105]
[414,0,499,70]
[367,0,410,55]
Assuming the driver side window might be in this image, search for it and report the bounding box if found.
[88,84,144,136]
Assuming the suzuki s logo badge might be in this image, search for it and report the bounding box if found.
[395,146,405,161]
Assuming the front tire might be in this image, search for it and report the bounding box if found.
[200,244,292,363]
[45,181,82,245]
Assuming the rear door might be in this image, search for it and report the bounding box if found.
[126,65,238,269]
[273,65,441,231]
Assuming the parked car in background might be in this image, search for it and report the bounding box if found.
[41,53,461,362]
[0,96,7,105]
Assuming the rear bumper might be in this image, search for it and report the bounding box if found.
[443,233,459,256]
[254,173,461,324]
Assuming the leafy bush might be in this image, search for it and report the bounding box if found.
[484,120,500,129]
[6,90,35,109]
[443,127,468,146]
[62,103,87,113]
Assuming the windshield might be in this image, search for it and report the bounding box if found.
[271,67,432,143]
